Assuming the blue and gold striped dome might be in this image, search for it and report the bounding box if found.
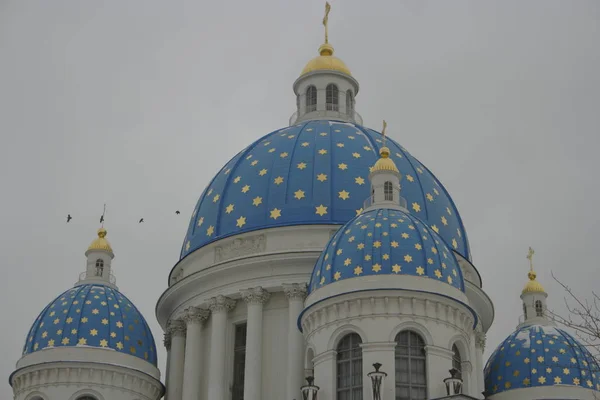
[182,120,470,261]
[23,284,157,366]
[485,324,600,395]
[308,208,465,293]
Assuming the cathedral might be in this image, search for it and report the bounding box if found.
[9,4,600,400]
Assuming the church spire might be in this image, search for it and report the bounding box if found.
[518,247,551,328]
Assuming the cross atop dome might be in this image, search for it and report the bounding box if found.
[518,246,551,329]
[291,2,360,125]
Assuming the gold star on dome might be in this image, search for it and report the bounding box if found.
[416,266,425,275]
[392,264,401,273]
[325,264,331,270]
[259,168,268,176]
[301,142,309,147]
[116,342,124,350]
[198,217,204,226]
[338,163,348,170]
[100,339,108,348]
[61,337,70,345]
[348,135,355,139]
[573,377,580,385]
[263,141,270,146]
[375,222,382,227]
[225,204,234,214]
[66,317,73,324]
[334,271,341,280]
[213,194,220,203]
[294,189,305,200]
[552,356,559,363]
[336,248,343,255]
[338,190,350,200]
[406,175,415,182]
[390,223,398,228]
[207,225,215,236]
[427,258,434,265]
[373,241,382,248]
[408,225,415,230]
[430,225,439,233]
[524,357,530,364]
[441,216,448,226]
[268,148,276,153]
[318,149,327,155]
[452,238,458,248]
[90,329,98,336]
[357,243,365,250]
[288,135,295,139]
[252,197,262,206]
[241,185,250,193]
[391,241,399,248]
[563,368,570,374]
[383,254,390,260]
[207,188,213,196]
[233,176,241,183]
[47,339,55,347]
[412,203,421,212]
[355,176,365,185]
[434,269,442,278]
[426,193,434,201]
[538,356,545,363]
[355,208,363,215]
[344,258,352,266]
[431,247,438,254]
[101,318,108,325]
[316,173,328,182]
[78,337,87,345]
[447,276,453,284]
[42,331,48,338]
[337,142,344,148]
[404,255,413,262]
[363,145,371,151]
[92,309,99,315]
[297,162,307,170]
[354,266,363,275]
[81,317,88,323]
[53,318,60,324]
[364,255,372,261]
[554,376,562,384]
[224,168,231,175]
[415,243,422,250]
[57,329,63,335]
[274,176,284,185]
[318,131,325,135]
[352,152,360,158]
[110,332,116,338]
[236,216,246,228]
[280,152,289,158]
[315,205,328,216]
[372,263,382,272]
[246,154,253,159]
[401,233,409,239]
[348,236,355,242]
[319,276,325,285]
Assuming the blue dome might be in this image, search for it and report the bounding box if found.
[485,324,600,395]
[181,120,470,261]
[308,208,465,293]
[23,284,157,366]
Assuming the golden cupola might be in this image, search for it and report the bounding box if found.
[301,43,352,77]
[87,227,114,255]
[522,247,545,294]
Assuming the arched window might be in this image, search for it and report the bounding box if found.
[535,300,544,317]
[523,303,528,319]
[384,181,394,201]
[452,344,462,376]
[395,331,427,400]
[346,89,354,115]
[306,86,317,112]
[95,259,104,276]
[326,84,339,111]
[336,333,363,399]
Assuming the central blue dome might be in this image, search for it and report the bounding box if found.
[23,284,157,366]
[181,120,470,261]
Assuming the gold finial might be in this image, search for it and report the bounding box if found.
[522,246,545,294]
[371,119,399,173]
[381,120,388,148]
[87,227,113,254]
[323,2,331,44]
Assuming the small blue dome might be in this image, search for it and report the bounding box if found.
[485,324,600,395]
[308,208,465,293]
[23,284,157,366]
[181,120,470,261]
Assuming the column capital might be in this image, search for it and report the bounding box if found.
[241,286,271,305]
[183,306,210,325]
[163,331,172,350]
[475,331,486,350]
[167,319,186,338]
[283,283,308,301]
[208,295,236,313]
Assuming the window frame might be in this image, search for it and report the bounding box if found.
[384,181,394,201]
[306,85,317,113]
[326,83,339,111]
[231,322,247,400]
[452,344,462,376]
[535,300,544,317]
[95,259,104,277]
[346,89,354,115]
[395,330,428,400]
[336,333,363,400]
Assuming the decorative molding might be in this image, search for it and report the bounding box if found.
[11,363,163,399]
[167,319,186,338]
[359,341,397,352]
[214,234,266,262]
[208,295,236,314]
[312,350,337,366]
[424,345,454,359]
[241,287,271,305]
[283,283,308,301]
[183,306,210,325]
[475,331,486,350]
[163,331,172,350]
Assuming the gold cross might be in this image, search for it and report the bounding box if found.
[526,246,535,272]
[323,2,331,44]
[382,120,388,147]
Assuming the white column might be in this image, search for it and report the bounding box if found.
[207,295,236,400]
[475,331,486,398]
[163,331,172,400]
[283,283,308,400]
[241,287,271,400]
[312,350,337,400]
[181,307,210,400]
[424,345,455,399]
[361,342,397,400]
[166,319,186,400]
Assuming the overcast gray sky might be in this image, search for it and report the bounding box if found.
[1,0,599,396]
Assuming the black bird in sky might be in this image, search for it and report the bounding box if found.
[99,215,104,224]
[139,218,144,223]
[66,214,72,223]
[175,210,180,215]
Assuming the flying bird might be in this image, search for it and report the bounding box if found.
[99,215,104,224]
[139,218,144,223]
[175,211,180,215]
[66,214,72,223]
